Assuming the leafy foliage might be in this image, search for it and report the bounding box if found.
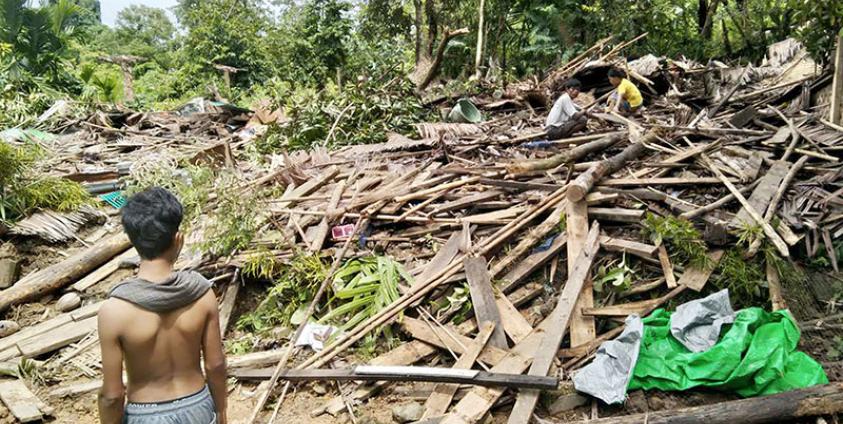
[0,141,90,223]
[713,248,766,307]
[642,213,710,268]
[595,254,635,293]
[320,255,410,332]
[237,252,328,332]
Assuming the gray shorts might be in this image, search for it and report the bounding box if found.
[124,385,216,423]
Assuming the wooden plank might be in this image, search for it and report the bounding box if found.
[582,297,662,316]
[706,155,789,257]
[413,231,463,290]
[70,247,134,291]
[599,236,658,258]
[657,244,678,289]
[506,223,601,424]
[567,199,594,347]
[832,34,843,125]
[0,380,44,422]
[232,366,558,390]
[310,180,346,251]
[588,207,644,223]
[423,322,496,418]
[509,283,542,308]
[494,293,532,344]
[732,161,790,227]
[400,317,508,367]
[428,190,503,215]
[0,299,100,361]
[499,234,567,293]
[678,250,724,291]
[218,279,240,335]
[439,225,599,424]
[598,177,733,187]
[17,316,97,358]
[464,257,508,348]
[274,166,340,210]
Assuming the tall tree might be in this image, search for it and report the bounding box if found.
[116,5,175,48]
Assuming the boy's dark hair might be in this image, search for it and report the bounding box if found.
[608,68,626,79]
[563,79,582,90]
[121,187,184,259]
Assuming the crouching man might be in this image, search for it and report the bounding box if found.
[545,79,588,140]
[98,187,227,424]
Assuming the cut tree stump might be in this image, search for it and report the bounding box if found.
[0,258,20,289]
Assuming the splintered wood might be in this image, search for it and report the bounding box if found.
[7,33,843,424]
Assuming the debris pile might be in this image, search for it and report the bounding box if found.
[1,35,843,423]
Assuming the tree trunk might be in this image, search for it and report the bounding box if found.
[416,28,470,90]
[474,0,486,78]
[0,233,131,312]
[700,0,721,39]
[567,132,654,201]
[570,383,843,424]
[413,0,423,65]
[506,134,624,175]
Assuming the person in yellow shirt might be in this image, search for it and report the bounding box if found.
[607,68,643,115]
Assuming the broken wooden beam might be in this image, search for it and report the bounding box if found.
[231,366,558,390]
[507,223,601,424]
[568,132,655,201]
[422,322,496,418]
[568,382,843,424]
[464,257,508,348]
[0,379,51,422]
[0,233,130,312]
[506,134,624,174]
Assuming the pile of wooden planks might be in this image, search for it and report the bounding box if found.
[2,34,843,424]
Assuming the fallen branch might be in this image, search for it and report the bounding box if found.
[566,382,843,424]
[568,131,656,201]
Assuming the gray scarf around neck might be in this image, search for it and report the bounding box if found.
[108,270,212,312]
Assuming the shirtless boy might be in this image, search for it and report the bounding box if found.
[98,187,227,423]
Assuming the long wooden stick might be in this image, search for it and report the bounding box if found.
[247,215,368,423]
[566,382,843,424]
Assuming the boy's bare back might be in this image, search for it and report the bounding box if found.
[99,289,219,402]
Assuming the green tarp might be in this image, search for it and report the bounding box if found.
[629,307,828,397]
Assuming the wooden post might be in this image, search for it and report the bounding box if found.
[831,32,843,125]
[99,55,146,104]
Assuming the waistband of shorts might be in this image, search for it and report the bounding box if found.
[125,385,211,414]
